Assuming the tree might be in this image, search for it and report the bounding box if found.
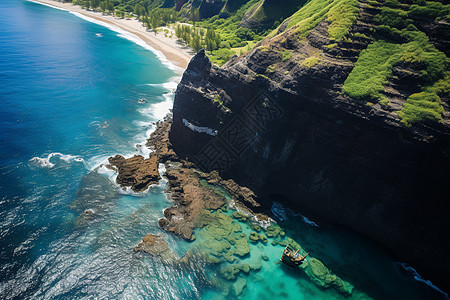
[205,28,218,53]
[91,0,100,10]
[191,31,202,52]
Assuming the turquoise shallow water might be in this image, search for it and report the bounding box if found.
[0,1,447,299]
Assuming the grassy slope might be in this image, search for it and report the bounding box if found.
[268,0,359,41]
[342,0,449,126]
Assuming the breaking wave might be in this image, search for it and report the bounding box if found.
[29,153,85,168]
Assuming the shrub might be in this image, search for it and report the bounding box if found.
[219,41,231,48]
[236,28,255,40]
[400,30,448,83]
[398,92,443,126]
[300,56,320,68]
[375,7,411,29]
[375,25,406,42]
[282,50,292,62]
[276,0,358,41]
[409,2,450,20]
[384,0,402,8]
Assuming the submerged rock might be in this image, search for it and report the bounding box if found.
[304,258,354,296]
[133,234,177,262]
[249,232,268,244]
[233,278,247,297]
[232,211,249,222]
[250,223,261,232]
[263,224,282,238]
[220,263,251,281]
[195,211,250,261]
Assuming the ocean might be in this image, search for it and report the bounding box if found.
[0,1,447,299]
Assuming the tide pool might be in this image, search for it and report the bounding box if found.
[0,1,447,299]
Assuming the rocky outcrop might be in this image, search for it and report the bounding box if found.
[157,161,227,240]
[108,154,160,192]
[144,116,262,241]
[169,2,450,291]
[198,0,224,19]
[133,234,176,261]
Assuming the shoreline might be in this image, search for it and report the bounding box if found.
[28,0,194,69]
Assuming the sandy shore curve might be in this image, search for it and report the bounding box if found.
[29,0,194,69]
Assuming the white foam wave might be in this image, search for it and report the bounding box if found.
[251,215,273,229]
[88,120,109,128]
[96,163,118,184]
[133,141,153,157]
[146,81,178,91]
[29,153,85,169]
[396,262,449,299]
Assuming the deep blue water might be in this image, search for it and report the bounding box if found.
[0,1,448,299]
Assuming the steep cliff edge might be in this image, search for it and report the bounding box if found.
[169,0,450,289]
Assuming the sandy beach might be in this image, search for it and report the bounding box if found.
[29,0,194,69]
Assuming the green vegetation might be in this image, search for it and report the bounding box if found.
[408,1,450,20]
[343,0,448,126]
[195,0,265,65]
[282,50,292,62]
[398,92,443,126]
[213,94,224,105]
[375,7,411,29]
[174,24,214,53]
[342,41,402,100]
[327,0,359,41]
[343,31,447,124]
[398,73,449,125]
[299,56,320,68]
[271,0,358,41]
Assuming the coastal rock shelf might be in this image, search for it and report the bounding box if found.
[123,116,365,298]
[107,154,160,192]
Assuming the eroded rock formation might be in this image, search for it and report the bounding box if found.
[108,154,160,192]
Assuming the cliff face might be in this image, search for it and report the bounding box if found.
[170,0,450,289]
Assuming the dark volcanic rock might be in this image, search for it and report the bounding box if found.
[168,4,450,290]
[108,154,160,192]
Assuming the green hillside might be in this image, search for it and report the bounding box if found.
[71,0,449,126]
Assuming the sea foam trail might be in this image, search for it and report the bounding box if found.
[134,75,181,157]
[29,153,85,168]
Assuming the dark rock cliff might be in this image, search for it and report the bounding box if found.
[169,0,450,290]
